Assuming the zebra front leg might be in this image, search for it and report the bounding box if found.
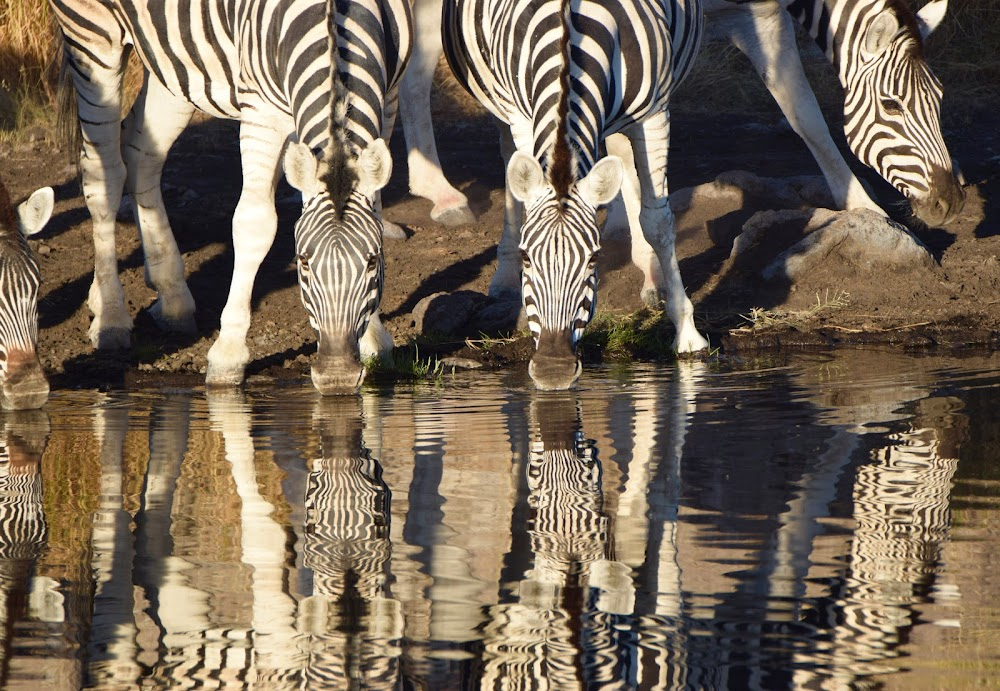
[399,0,475,226]
[605,133,664,307]
[488,124,524,300]
[205,118,285,386]
[628,115,709,354]
[63,42,133,349]
[122,75,197,334]
[720,3,882,213]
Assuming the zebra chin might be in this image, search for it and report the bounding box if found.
[311,335,367,396]
[528,329,582,391]
[1,350,49,410]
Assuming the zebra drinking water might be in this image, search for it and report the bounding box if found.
[402,0,962,230]
[51,0,411,394]
[444,0,709,389]
[0,180,53,410]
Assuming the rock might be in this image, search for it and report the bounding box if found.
[472,298,527,334]
[751,208,936,281]
[440,357,483,370]
[411,290,485,336]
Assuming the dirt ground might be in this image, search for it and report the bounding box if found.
[0,59,998,391]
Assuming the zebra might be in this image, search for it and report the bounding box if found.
[705,0,964,227]
[300,397,401,689]
[402,0,961,226]
[0,411,50,687]
[444,0,709,389]
[0,180,53,410]
[51,0,412,394]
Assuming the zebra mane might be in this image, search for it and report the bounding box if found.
[549,0,576,200]
[0,178,16,235]
[321,0,358,219]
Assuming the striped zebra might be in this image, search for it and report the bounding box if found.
[444,0,709,390]
[0,411,50,686]
[301,398,401,689]
[0,180,53,410]
[403,0,961,228]
[51,0,412,394]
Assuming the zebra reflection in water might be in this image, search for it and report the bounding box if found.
[481,393,635,689]
[300,397,402,690]
[0,411,50,685]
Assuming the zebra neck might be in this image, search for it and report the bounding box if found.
[785,0,899,84]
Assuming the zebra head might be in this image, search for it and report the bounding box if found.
[508,152,623,391]
[0,186,52,410]
[845,0,963,226]
[283,139,392,395]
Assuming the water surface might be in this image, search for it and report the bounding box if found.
[3,350,1000,688]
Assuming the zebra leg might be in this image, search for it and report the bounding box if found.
[488,125,524,301]
[63,41,133,349]
[122,74,198,335]
[398,0,475,226]
[378,89,407,241]
[605,133,664,307]
[359,311,394,361]
[205,114,285,386]
[719,2,883,213]
[628,114,709,354]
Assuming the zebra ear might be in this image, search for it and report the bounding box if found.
[16,187,54,237]
[283,142,322,197]
[862,11,900,59]
[507,151,547,204]
[357,139,393,197]
[577,156,623,208]
[916,0,947,40]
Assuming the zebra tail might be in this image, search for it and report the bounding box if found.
[55,47,82,165]
[319,0,357,217]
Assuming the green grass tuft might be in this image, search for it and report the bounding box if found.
[363,345,444,384]
[581,308,682,362]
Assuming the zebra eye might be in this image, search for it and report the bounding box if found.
[520,249,531,269]
[366,254,380,271]
[587,251,600,270]
[297,254,311,279]
[881,98,904,115]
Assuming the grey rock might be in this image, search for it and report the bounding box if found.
[472,298,527,334]
[412,290,484,336]
[754,208,935,281]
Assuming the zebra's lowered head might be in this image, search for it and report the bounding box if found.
[841,0,963,226]
[0,183,52,410]
[283,139,392,395]
[508,152,623,391]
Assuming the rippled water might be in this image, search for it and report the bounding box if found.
[2,350,1000,689]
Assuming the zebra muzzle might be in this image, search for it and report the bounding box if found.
[1,349,49,411]
[312,335,366,396]
[529,329,582,391]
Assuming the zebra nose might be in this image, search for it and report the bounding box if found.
[312,335,366,395]
[529,329,582,391]
[2,350,49,410]
[913,164,966,227]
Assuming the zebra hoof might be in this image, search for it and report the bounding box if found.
[90,326,132,350]
[430,203,476,227]
[205,365,246,388]
[382,220,408,240]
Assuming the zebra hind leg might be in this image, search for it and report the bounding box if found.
[398,0,475,226]
[122,74,198,335]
